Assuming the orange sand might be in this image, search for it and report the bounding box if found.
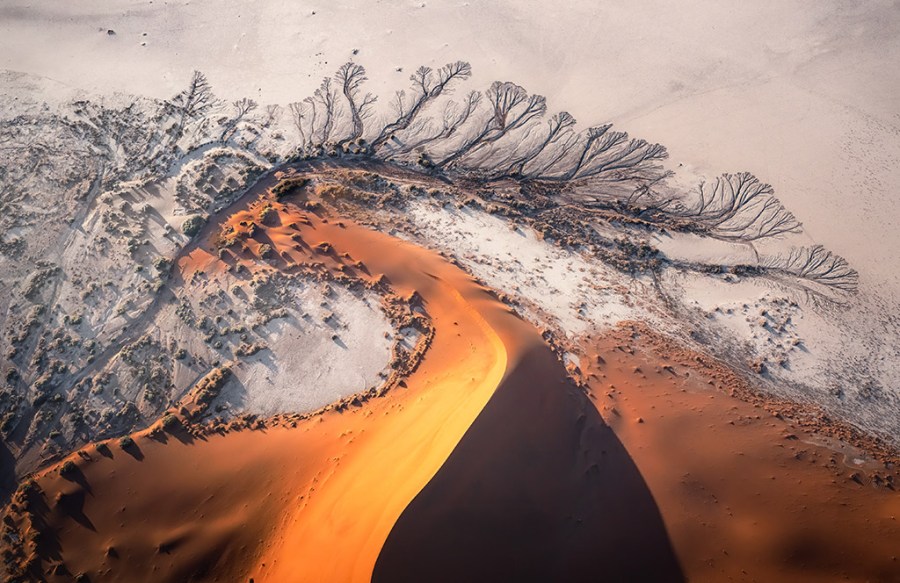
[7,176,899,582]
[16,192,580,582]
[581,326,900,582]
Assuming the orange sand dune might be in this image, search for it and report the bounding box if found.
[17,192,669,582]
[7,178,899,582]
[374,341,682,582]
[581,326,900,582]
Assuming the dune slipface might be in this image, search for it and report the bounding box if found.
[4,172,899,583]
[373,341,683,583]
[9,184,679,582]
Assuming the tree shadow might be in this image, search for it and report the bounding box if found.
[167,424,195,445]
[121,441,144,461]
[0,439,18,505]
[55,488,96,532]
[373,343,685,582]
[61,465,93,496]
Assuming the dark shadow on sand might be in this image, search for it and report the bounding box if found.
[373,344,685,583]
[0,440,18,505]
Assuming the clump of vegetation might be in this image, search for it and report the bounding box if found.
[118,435,134,449]
[60,460,78,475]
[153,257,171,274]
[259,205,277,224]
[235,342,265,357]
[258,243,273,258]
[182,215,206,237]
[161,414,180,431]
[315,183,352,200]
[271,177,309,198]
[193,366,232,410]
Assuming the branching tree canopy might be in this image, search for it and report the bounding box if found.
[764,245,859,294]
[434,81,547,168]
[219,97,258,142]
[335,63,377,146]
[370,61,472,151]
[169,71,217,137]
[666,172,801,241]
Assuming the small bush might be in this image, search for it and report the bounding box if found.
[271,177,309,198]
[118,435,134,449]
[153,257,171,274]
[259,205,277,224]
[182,215,206,237]
[161,414,180,431]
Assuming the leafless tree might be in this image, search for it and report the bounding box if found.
[489,111,577,178]
[764,245,859,295]
[391,91,482,155]
[666,172,801,241]
[168,71,217,142]
[335,63,377,146]
[314,78,340,144]
[524,125,667,184]
[436,81,547,169]
[288,101,310,148]
[264,104,282,128]
[370,61,472,152]
[219,97,258,142]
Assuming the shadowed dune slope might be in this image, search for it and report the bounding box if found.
[6,193,679,582]
[580,327,900,582]
[373,342,683,583]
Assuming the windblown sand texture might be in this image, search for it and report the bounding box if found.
[5,179,897,582]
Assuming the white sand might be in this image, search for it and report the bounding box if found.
[2,0,897,292]
[401,200,658,337]
[218,284,393,416]
[2,1,899,440]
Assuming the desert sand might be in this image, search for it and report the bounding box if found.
[2,178,896,582]
[2,2,899,582]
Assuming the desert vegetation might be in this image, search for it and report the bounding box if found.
[0,58,869,489]
[276,60,858,302]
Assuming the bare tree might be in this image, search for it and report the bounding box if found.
[264,104,282,128]
[490,111,577,178]
[168,71,217,142]
[436,81,547,169]
[527,124,667,184]
[288,101,310,148]
[389,90,482,155]
[666,172,800,241]
[313,77,340,144]
[335,63,377,146]
[219,97,258,142]
[764,245,859,295]
[370,61,472,152]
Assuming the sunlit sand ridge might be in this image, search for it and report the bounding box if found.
[5,181,553,582]
[6,176,898,582]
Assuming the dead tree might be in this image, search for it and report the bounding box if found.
[490,111,577,178]
[219,97,258,142]
[263,104,282,128]
[524,124,668,184]
[436,81,546,169]
[335,63,376,146]
[764,245,859,295]
[369,61,472,152]
[389,90,482,155]
[312,77,340,145]
[288,101,310,148]
[289,76,341,152]
[168,71,216,143]
[668,172,801,241]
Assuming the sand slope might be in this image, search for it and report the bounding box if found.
[6,191,530,581]
[5,176,899,582]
